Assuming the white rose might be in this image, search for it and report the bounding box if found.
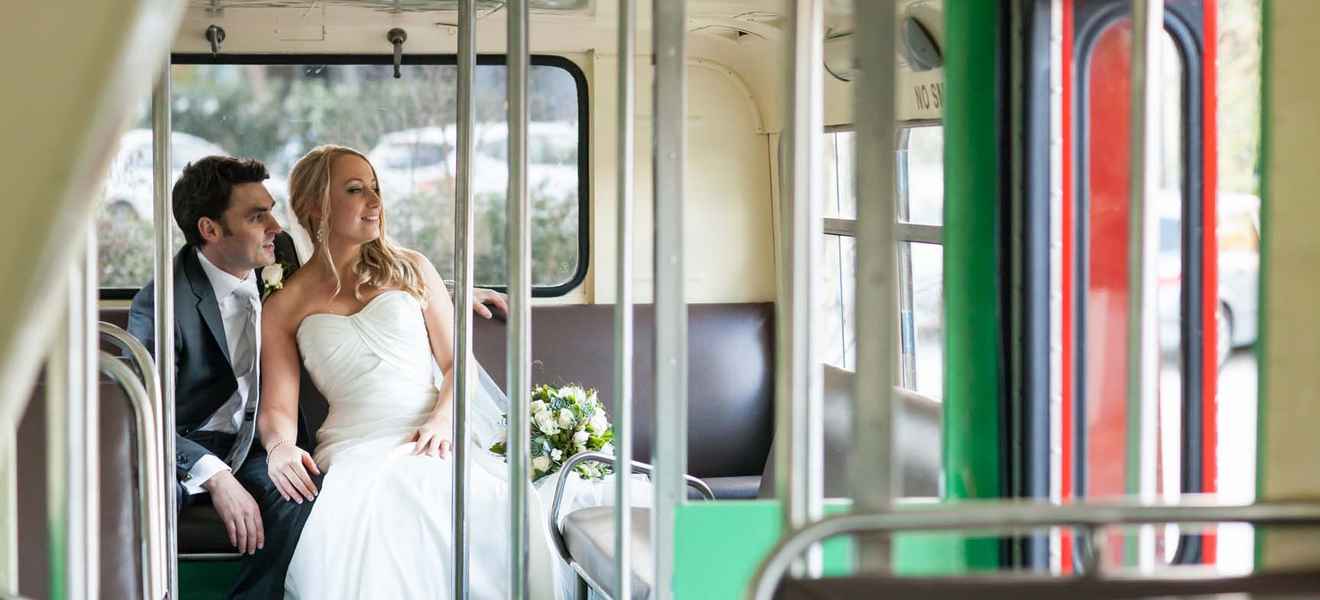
[535,412,560,436]
[551,448,563,461]
[601,443,615,456]
[572,430,590,449]
[557,409,575,429]
[588,412,609,434]
[532,456,551,473]
[530,400,547,414]
[262,263,284,289]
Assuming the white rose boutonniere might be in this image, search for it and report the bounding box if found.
[261,263,287,301]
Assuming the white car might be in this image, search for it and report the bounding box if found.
[103,129,228,220]
[366,122,580,202]
[1156,191,1260,368]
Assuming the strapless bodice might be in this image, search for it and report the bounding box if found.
[296,290,442,467]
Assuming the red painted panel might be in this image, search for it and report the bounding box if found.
[1061,0,1076,573]
[1085,20,1134,501]
[1201,0,1220,563]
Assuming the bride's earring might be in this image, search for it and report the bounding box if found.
[317,221,328,243]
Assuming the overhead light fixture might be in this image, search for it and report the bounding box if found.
[823,29,857,82]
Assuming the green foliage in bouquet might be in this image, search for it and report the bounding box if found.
[489,384,614,481]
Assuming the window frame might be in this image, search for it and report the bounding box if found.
[98,53,591,300]
[822,120,944,394]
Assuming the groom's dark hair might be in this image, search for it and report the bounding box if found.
[173,155,270,247]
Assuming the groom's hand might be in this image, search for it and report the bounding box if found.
[203,470,264,555]
[267,443,321,504]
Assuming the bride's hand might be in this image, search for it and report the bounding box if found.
[412,414,453,458]
[267,440,321,503]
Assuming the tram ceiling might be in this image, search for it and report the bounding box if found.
[190,0,592,13]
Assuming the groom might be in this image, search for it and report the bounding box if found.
[129,155,508,599]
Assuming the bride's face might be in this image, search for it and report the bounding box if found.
[325,153,383,245]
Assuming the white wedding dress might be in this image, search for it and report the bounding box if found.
[284,290,649,599]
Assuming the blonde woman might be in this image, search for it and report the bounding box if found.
[257,145,556,599]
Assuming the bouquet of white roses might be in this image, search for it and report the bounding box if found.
[489,384,615,482]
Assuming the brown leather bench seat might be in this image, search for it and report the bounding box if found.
[96,302,776,561]
[18,370,146,600]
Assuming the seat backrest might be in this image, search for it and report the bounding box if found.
[132,301,774,480]
[468,303,776,479]
[18,369,145,600]
[757,365,942,499]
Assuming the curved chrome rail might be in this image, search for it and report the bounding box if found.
[746,497,1320,600]
[97,323,160,411]
[98,351,167,600]
[546,451,715,564]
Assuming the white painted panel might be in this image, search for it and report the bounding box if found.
[593,55,775,303]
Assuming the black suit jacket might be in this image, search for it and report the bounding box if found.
[128,232,304,482]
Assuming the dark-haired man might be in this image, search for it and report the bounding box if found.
[128,155,507,599]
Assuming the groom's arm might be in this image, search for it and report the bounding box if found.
[128,282,231,491]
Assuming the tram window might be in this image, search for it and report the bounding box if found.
[821,125,945,402]
[95,58,588,297]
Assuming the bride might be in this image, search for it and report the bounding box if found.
[257,144,625,599]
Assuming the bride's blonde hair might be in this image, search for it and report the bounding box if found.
[288,144,428,305]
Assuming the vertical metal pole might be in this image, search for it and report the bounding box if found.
[0,413,14,596]
[506,1,531,598]
[151,56,179,600]
[850,0,899,571]
[613,1,636,599]
[652,0,687,598]
[451,1,476,599]
[47,223,100,600]
[776,0,826,576]
[1128,0,1163,569]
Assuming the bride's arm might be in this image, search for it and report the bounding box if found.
[409,250,459,458]
[258,291,320,503]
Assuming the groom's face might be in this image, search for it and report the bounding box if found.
[207,182,282,271]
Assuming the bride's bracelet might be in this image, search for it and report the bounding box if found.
[267,439,296,454]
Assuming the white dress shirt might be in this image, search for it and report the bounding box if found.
[184,249,262,494]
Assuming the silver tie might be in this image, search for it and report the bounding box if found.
[224,292,260,470]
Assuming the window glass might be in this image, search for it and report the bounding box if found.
[903,242,944,399]
[822,234,857,369]
[95,60,586,292]
[823,130,856,219]
[900,126,943,226]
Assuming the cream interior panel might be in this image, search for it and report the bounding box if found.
[592,56,775,304]
[1258,0,1320,570]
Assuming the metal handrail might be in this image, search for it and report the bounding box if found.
[746,497,1320,600]
[98,352,167,600]
[546,451,715,565]
[97,323,167,597]
[97,323,160,412]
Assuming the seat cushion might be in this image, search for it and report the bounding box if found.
[562,507,652,600]
[703,475,761,500]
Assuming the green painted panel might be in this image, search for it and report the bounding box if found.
[673,500,968,598]
[943,0,1005,570]
[179,559,242,599]
[1254,0,1273,567]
